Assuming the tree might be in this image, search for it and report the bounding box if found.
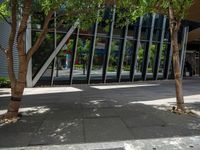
[115,0,193,112]
[0,0,102,121]
[144,0,193,112]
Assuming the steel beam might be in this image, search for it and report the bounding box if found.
[32,21,79,86]
[26,16,33,87]
[87,22,98,84]
[69,28,79,85]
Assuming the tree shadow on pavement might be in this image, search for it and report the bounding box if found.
[0,91,200,148]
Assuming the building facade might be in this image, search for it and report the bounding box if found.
[1,8,200,87]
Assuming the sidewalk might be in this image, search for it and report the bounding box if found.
[0,80,200,149]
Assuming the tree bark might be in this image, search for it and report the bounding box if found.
[2,0,31,119]
[168,4,185,111]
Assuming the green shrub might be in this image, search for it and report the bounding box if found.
[107,66,116,72]
[0,77,11,88]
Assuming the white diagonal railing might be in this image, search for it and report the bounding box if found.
[32,22,79,86]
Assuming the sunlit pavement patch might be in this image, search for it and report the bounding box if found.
[0,87,82,97]
[129,94,200,116]
[90,84,159,90]
[0,106,50,117]
[2,136,200,150]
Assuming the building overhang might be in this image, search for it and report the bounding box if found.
[186,0,200,43]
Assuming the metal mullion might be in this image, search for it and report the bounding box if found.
[180,27,189,77]
[142,14,156,81]
[102,6,116,83]
[87,22,98,84]
[51,12,57,86]
[69,28,80,85]
[130,17,143,82]
[153,16,167,80]
[117,24,128,82]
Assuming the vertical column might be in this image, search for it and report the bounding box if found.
[102,6,116,83]
[69,28,79,85]
[180,26,189,77]
[51,12,57,86]
[26,16,33,87]
[130,17,143,82]
[117,24,128,82]
[153,16,167,80]
[142,14,156,81]
[87,22,98,84]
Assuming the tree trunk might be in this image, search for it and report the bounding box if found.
[5,81,26,118]
[1,0,31,120]
[168,5,185,111]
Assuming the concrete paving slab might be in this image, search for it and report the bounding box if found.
[0,132,32,148]
[115,104,154,117]
[130,125,200,139]
[47,107,83,120]
[82,99,117,109]
[0,119,42,133]
[83,108,118,118]
[121,114,166,128]
[84,118,133,142]
[29,119,84,146]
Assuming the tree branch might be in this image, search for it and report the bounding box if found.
[48,19,64,31]
[27,10,54,62]
[17,0,32,38]
[0,12,11,25]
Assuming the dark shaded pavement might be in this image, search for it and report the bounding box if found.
[0,79,200,149]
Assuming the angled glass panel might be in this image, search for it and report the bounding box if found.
[135,42,146,79]
[121,40,134,80]
[52,36,76,84]
[72,35,92,82]
[140,27,149,41]
[90,37,107,81]
[32,32,65,78]
[159,43,168,74]
[127,25,137,40]
[153,29,161,42]
[107,39,121,81]
[97,8,112,37]
[147,44,157,74]
[154,14,163,29]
